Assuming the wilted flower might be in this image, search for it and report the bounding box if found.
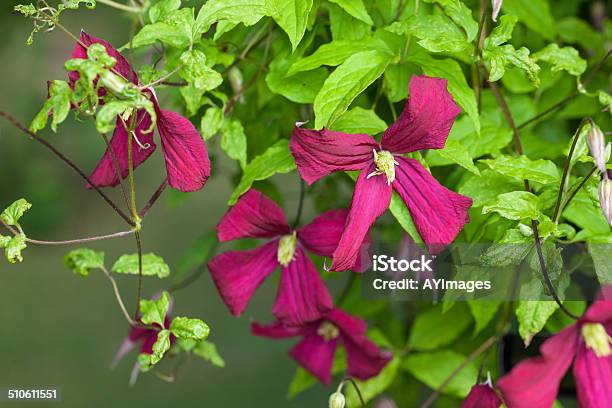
[208,189,364,326]
[290,75,472,271]
[599,178,612,226]
[252,308,392,384]
[491,0,503,21]
[497,295,612,407]
[461,383,502,408]
[67,31,210,192]
[587,122,608,174]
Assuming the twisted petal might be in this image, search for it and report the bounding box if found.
[272,248,333,326]
[329,309,392,380]
[290,126,377,185]
[298,209,348,258]
[497,325,578,408]
[289,328,338,384]
[88,111,156,188]
[574,343,612,408]
[461,385,502,408]
[217,189,290,242]
[332,163,392,271]
[156,108,210,192]
[381,75,460,154]
[251,320,303,339]
[393,157,472,254]
[208,241,279,317]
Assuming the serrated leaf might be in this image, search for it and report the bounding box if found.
[480,155,559,184]
[267,0,313,51]
[228,139,296,205]
[330,107,387,134]
[149,0,181,23]
[5,235,27,264]
[407,303,472,350]
[195,0,268,34]
[314,50,388,129]
[140,291,171,327]
[132,8,195,49]
[1,198,32,226]
[64,248,105,277]
[193,340,225,367]
[328,0,373,25]
[389,14,471,53]
[482,191,541,220]
[170,317,210,340]
[180,50,223,92]
[112,253,170,278]
[30,80,71,133]
[484,45,540,86]
[423,0,479,41]
[533,44,586,76]
[150,329,172,365]
[220,119,247,168]
[485,15,517,48]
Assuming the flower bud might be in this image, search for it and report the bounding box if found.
[587,123,607,174]
[329,392,345,408]
[599,178,612,226]
[491,0,503,22]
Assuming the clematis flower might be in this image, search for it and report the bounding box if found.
[461,382,502,408]
[67,31,209,192]
[251,308,392,384]
[497,297,612,408]
[290,75,472,271]
[208,189,364,326]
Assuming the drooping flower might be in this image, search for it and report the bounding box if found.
[208,189,363,326]
[251,308,392,384]
[67,31,210,192]
[599,178,612,226]
[290,75,472,271]
[461,382,502,408]
[497,297,612,408]
[587,122,608,175]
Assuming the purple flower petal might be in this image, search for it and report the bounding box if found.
[88,111,156,188]
[381,75,460,154]
[156,108,210,192]
[329,309,392,380]
[251,321,303,339]
[497,325,578,408]
[208,241,279,317]
[290,126,377,185]
[393,157,472,254]
[111,337,136,369]
[461,385,502,408]
[573,344,612,408]
[272,248,333,326]
[298,209,349,258]
[217,189,290,242]
[332,163,392,271]
[289,327,338,384]
[581,299,612,324]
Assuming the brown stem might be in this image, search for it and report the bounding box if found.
[139,179,168,218]
[474,0,489,111]
[100,265,138,326]
[0,112,135,226]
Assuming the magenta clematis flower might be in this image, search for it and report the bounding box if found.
[251,308,392,384]
[290,75,472,271]
[208,189,364,326]
[461,383,502,408]
[497,298,612,408]
[68,31,210,192]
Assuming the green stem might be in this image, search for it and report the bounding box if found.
[555,166,598,222]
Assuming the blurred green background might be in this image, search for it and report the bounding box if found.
[0,2,333,407]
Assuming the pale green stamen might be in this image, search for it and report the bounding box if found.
[367,149,399,186]
[581,323,612,357]
[277,231,297,267]
[317,321,340,342]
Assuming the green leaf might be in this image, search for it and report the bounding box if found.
[4,235,27,264]
[484,45,540,86]
[30,80,72,133]
[459,170,523,207]
[139,291,171,327]
[516,300,558,346]
[112,253,170,278]
[345,357,400,405]
[485,15,517,47]
[150,329,172,365]
[220,119,247,169]
[403,350,478,397]
[180,50,223,92]
[228,139,296,205]
[482,191,541,220]
[328,0,373,25]
[266,57,327,103]
[64,248,105,277]
[1,198,32,226]
[546,301,586,333]
[389,191,423,244]
[95,100,134,133]
[149,0,181,23]
[598,91,612,114]
[170,317,210,340]
[423,0,479,41]
[389,14,471,53]
[131,8,195,49]
[193,340,226,367]
[267,0,313,51]
[588,242,612,284]
[407,303,472,350]
[314,50,388,129]
[195,0,268,34]
[328,3,370,41]
[433,140,480,175]
[557,17,604,54]
[480,155,559,184]
[468,301,501,334]
[502,0,556,40]
[330,107,388,134]
[532,44,586,76]
[200,106,224,140]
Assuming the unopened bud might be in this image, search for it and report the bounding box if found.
[587,123,608,174]
[599,178,612,226]
[491,0,503,22]
[329,392,345,408]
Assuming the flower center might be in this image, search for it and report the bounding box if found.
[581,323,612,357]
[277,231,297,267]
[367,149,398,186]
[317,321,340,342]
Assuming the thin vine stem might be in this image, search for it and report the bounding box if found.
[338,377,366,408]
[556,166,598,221]
[139,179,168,218]
[100,265,138,326]
[0,111,135,226]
